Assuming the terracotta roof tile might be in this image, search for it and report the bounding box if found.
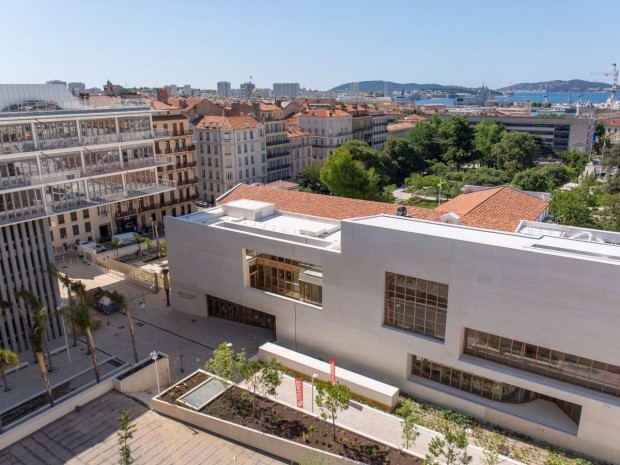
[218,185,441,222]
[436,186,549,232]
[193,115,259,130]
[300,109,351,118]
[387,122,416,132]
[403,114,427,121]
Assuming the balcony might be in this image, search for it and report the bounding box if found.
[266,151,290,160]
[266,139,289,147]
[177,177,198,186]
[175,161,198,169]
[267,164,291,172]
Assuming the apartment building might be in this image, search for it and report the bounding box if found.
[166,185,620,463]
[299,109,352,162]
[217,82,231,98]
[191,115,265,204]
[368,107,388,150]
[344,104,372,146]
[255,102,291,183]
[288,127,313,180]
[240,82,255,99]
[0,84,175,353]
[273,83,300,98]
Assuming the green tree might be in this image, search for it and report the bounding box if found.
[102,290,138,364]
[111,238,123,258]
[60,281,101,383]
[462,167,507,187]
[424,426,473,465]
[133,234,146,256]
[117,409,136,465]
[512,168,550,192]
[531,135,557,160]
[593,120,606,154]
[1,291,54,406]
[145,237,154,254]
[597,194,620,231]
[341,140,391,183]
[491,131,538,176]
[427,162,449,177]
[315,381,351,440]
[408,115,445,163]
[296,164,329,195]
[0,349,19,392]
[320,148,380,200]
[240,359,262,413]
[602,144,620,171]
[539,164,575,189]
[48,264,78,347]
[259,357,282,398]
[397,398,421,449]
[473,120,506,167]
[205,342,246,392]
[549,187,596,227]
[561,147,589,171]
[381,138,426,184]
[602,175,620,195]
[441,116,475,170]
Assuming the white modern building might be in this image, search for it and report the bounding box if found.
[217,81,231,98]
[165,186,620,463]
[0,84,175,352]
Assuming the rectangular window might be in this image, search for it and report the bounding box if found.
[246,249,323,307]
[82,209,90,219]
[60,227,67,239]
[384,272,448,341]
[410,355,582,425]
[464,328,620,398]
[207,295,275,330]
[58,214,65,225]
[85,222,91,233]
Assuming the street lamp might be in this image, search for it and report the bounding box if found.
[311,373,318,413]
[151,351,161,398]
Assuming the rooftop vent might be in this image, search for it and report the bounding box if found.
[396,206,408,217]
[440,212,460,225]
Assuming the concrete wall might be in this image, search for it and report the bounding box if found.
[165,213,620,463]
[152,397,364,464]
[114,356,171,393]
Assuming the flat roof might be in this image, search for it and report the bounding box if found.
[349,215,620,265]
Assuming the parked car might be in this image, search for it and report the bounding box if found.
[77,241,106,256]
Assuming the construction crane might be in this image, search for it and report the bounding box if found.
[591,63,618,107]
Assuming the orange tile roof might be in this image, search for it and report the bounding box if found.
[217,185,548,233]
[387,122,416,132]
[602,118,620,128]
[218,185,441,222]
[300,109,351,118]
[265,180,300,190]
[403,114,427,121]
[287,127,309,137]
[193,115,259,130]
[436,186,549,232]
[259,102,279,111]
[150,100,177,110]
[286,116,300,127]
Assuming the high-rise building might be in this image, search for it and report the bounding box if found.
[272,83,300,98]
[183,84,192,97]
[217,81,231,98]
[240,82,255,99]
[0,84,175,352]
[46,80,66,87]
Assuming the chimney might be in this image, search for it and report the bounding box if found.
[245,120,249,128]
[440,213,460,225]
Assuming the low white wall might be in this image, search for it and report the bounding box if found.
[152,398,363,464]
[258,342,399,410]
[0,379,114,451]
[114,356,171,393]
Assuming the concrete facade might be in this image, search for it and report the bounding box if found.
[165,203,620,463]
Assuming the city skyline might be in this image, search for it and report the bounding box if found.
[1,0,619,91]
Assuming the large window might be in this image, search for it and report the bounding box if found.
[208,295,275,331]
[464,329,620,398]
[246,249,322,306]
[411,355,582,425]
[384,272,448,341]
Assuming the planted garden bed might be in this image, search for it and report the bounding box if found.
[165,384,422,465]
[159,371,209,404]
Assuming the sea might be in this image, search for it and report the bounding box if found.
[414,91,611,106]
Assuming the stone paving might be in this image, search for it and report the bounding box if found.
[0,391,288,465]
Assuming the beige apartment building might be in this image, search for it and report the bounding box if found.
[288,127,313,180]
[192,115,266,204]
[256,102,291,183]
[299,109,352,162]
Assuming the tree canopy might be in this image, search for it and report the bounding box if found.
[320,147,381,200]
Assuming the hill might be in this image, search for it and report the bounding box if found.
[329,80,480,94]
[498,79,610,92]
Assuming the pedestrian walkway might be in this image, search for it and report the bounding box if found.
[244,375,521,465]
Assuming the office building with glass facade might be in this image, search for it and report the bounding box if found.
[165,191,620,463]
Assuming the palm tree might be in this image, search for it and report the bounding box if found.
[0,349,20,392]
[61,281,101,383]
[48,263,78,347]
[103,290,138,364]
[112,238,123,258]
[133,233,146,256]
[2,291,55,407]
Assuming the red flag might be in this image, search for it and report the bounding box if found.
[330,359,336,385]
[295,376,303,408]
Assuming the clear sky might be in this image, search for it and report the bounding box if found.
[1,0,618,91]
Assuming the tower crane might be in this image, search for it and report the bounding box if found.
[591,63,618,107]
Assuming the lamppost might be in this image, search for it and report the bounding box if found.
[311,373,318,413]
[162,269,170,307]
[151,351,161,398]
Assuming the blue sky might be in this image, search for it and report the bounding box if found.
[1,0,618,91]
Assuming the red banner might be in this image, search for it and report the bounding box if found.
[295,377,303,408]
[330,359,336,385]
